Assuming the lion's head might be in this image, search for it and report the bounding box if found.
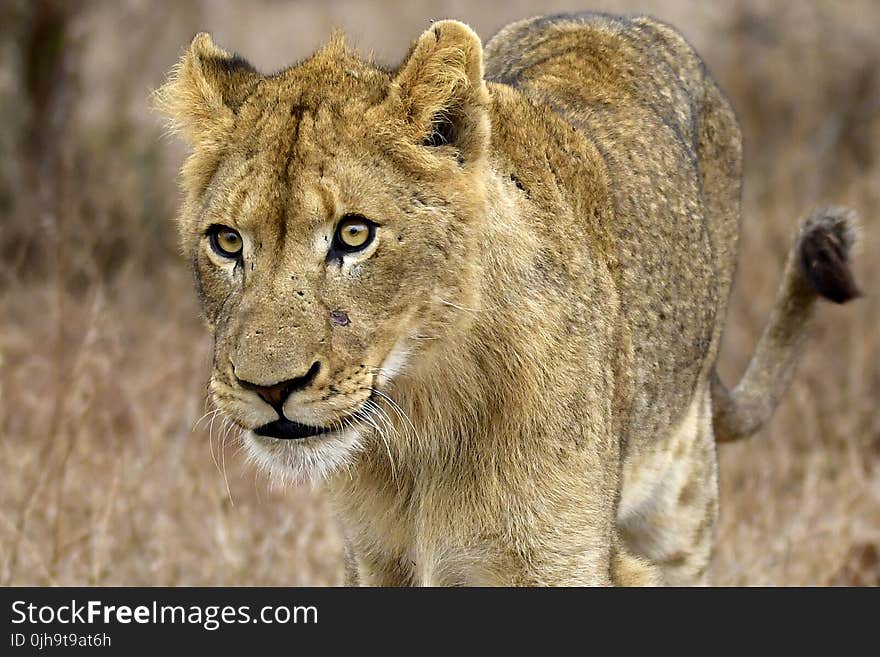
[157,22,491,481]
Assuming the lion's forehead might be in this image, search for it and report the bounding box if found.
[232,61,389,147]
[228,105,365,177]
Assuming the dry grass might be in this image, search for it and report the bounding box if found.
[1,0,877,586]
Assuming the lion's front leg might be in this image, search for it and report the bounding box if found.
[469,532,617,586]
[345,543,413,587]
[475,533,660,586]
[470,450,623,586]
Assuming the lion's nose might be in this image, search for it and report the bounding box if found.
[236,361,321,415]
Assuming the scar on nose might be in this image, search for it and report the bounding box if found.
[330,309,350,327]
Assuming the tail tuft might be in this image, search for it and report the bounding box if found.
[798,207,861,304]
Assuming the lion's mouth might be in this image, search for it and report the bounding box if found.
[253,389,378,440]
[254,418,332,440]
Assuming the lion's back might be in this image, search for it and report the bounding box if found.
[486,13,743,446]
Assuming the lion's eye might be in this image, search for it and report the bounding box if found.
[333,216,375,252]
[209,226,243,258]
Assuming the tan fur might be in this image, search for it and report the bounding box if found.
[158,13,859,586]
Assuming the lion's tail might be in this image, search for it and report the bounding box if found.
[712,207,861,443]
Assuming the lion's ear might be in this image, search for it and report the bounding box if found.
[391,20,490,162]
[155,33,258,147]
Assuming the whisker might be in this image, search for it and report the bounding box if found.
[193,408,222,432]
[207,409,223,479]
[337,417,357,482]
[363,400,400,488]
[366,366,409,381]
[231,436,249,459]
[220,417,235,507]
[371,387,418,441]
[436,296,479,313]
[369,386,424,463]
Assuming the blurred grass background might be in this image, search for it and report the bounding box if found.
[0,0,877,586]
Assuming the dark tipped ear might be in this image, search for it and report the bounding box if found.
[391,20,489,161]
[155,33,258,147]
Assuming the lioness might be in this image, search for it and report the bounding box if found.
[158,13,859,585]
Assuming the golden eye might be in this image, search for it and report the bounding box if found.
[335,216,374,251]
[209,226,243,258]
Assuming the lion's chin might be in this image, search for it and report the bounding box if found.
[243,427,364,486]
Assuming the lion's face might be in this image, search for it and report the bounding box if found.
[159,25,489,480]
